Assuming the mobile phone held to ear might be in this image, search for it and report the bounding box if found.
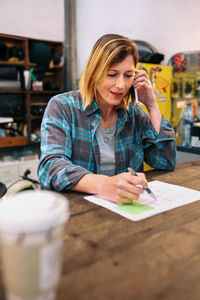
[129,86,138,104]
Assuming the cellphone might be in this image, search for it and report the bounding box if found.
[129,86,138,104]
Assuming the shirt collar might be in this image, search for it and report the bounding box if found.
[85,100,101,116]
[85,100,134,124]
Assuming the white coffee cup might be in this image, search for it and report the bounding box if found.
[0,190,69,300]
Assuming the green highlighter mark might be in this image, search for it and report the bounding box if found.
[116,202,153,215]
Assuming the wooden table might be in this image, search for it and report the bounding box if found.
[1,160,200,300]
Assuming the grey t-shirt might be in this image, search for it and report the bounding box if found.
[96,122,116,176]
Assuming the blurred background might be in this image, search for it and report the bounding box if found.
[0,0,200,184]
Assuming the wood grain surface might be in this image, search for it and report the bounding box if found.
[1,160,200,300]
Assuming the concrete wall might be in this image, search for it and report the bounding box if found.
[76,0,200,76]
[0,0,65,41]
[1,0,200,85]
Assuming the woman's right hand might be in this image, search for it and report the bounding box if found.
[97,172,148,204]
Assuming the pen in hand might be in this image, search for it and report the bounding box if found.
[127,167,158,201]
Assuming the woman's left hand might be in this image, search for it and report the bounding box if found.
[133,69,156,112]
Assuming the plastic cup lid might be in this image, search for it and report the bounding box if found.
[0,190,69,233]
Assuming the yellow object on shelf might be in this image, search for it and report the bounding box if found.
[137,62,173,122]
[137,63,173,171]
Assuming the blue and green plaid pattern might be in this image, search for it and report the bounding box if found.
[38,90,176,191]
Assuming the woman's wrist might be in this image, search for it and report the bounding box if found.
[146,100,159,114]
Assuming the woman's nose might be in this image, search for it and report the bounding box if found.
[115,77,125,89]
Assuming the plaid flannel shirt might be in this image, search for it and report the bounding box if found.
[38,90,176,191]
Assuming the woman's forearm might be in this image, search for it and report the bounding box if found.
[71,173,107,195]
[71,172,148,204]
[147,103,162,134]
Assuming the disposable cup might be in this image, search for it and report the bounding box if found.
[0,190,69,300]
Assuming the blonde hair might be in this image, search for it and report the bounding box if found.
[79,34,139,109]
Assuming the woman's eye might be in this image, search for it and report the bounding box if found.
[107,73,116,77]
[125,74,133,78]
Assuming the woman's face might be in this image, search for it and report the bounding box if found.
[96,54,135,108]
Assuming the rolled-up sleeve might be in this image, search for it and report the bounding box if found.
[141,115,176,170]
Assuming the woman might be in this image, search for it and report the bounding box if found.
[38,34,176,204]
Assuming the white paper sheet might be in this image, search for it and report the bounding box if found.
[84,181,200,221]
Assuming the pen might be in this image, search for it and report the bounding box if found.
[127,167,158,201]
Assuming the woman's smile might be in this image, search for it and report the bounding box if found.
[110,90,124,98]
